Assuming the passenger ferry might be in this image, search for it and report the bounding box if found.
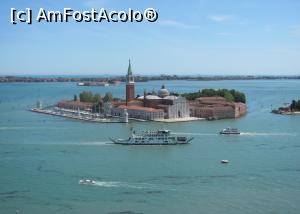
[110,129,193,145]
[219,127,240,135]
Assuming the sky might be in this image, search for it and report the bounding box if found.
[0,0,300,76]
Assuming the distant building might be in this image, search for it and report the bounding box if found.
[65,60,246,121]
[126,59,135,104]
[189,97,246,119]
[57,60,246,121]
[108,61,190,121]
[111,105,164,120]
[137,89,190,119]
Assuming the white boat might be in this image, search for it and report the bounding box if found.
[79,179,96,185]
[221,160,229,164]
[220,127,240,135]
[110,129,193,145]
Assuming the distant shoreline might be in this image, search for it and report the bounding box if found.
[0,75,299,83]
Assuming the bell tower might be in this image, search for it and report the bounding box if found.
[126,59,135,104]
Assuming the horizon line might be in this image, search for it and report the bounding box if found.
[1,74,300,77]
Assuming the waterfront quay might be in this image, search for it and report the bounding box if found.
[30,107,126,123]
[30,107,202,123]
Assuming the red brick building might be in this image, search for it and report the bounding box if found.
[189,97,246,119]
[126,59,135,104]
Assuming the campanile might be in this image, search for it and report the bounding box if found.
[126,59,135,104]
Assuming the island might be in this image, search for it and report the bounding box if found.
[272,100,300,115]
[30,61,247,122]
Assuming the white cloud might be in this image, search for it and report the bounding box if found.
[159,20,198,29]
[207,15,233,22]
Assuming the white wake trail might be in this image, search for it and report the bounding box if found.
[173,132,217,136]
[88,180,157,189]
[240,132,297,136]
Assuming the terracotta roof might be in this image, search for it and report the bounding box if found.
[117,105,164,113]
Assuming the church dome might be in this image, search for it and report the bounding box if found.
[158,84,170,98]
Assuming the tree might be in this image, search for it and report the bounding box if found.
[290,100,296,110]
[224,91,234,102]
[80,91,93,102]
[170,92,179,96]
[201,89,217,97]
[181,88,246,103]
[233,91,246,103]
[74,95,78,101]
[103,92,113,102]
[93,93,102,103]
[292,100,300,111]
[217,89,225,97]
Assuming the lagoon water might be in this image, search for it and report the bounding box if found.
[0,80,300,214]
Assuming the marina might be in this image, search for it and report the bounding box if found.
[30,107,127,123]
[30,106,205,123]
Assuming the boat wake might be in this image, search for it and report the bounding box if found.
[82,180,156,189]
[240,132,297,136]
[77,141,113,146]
[174,132,297,137]
[173,132,217,136]
[3,141,113,146]
[0,126,28,130]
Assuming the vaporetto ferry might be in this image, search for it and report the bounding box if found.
[110,129,193,145]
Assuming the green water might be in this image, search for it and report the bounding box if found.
[0,80,300,214]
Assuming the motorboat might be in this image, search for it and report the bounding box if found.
[221,160,229,164]
[220,127,240,135]
[79,179,96,185]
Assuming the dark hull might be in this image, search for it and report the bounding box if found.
[220,132,240,135]
[113,142,190,145]
[110,137,193,145]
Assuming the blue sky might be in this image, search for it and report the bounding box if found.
[0,0,300,75]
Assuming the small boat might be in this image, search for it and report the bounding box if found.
[221,160,229,164]
[220,127,240,135]
[79,179,96,185]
